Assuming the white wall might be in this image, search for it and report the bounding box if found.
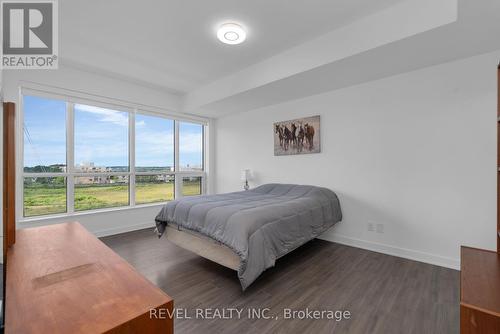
[0,65,200,237]
[215,50,500,269]
[2,65,181,111]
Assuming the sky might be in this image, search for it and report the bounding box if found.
[23,95,203,169]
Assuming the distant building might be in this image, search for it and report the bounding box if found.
[180,164,202,171]
[75,162,127,185]
[73,162,176,185]
[76,162,111,173]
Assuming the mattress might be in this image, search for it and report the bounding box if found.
[155,183,342,290]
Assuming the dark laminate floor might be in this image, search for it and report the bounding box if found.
[101,229,459,334]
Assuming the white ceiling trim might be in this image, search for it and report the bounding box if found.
[183,0,458,113]
[61,42,199,94]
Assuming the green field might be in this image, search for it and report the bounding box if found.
[24,180,201,217]
[24,183,67,217]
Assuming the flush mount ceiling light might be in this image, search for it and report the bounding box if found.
[217,23,246,45]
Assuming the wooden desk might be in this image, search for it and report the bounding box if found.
[460,246,500,334]
[5,222,173,334]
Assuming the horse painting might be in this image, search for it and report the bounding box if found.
[273,115,320,156]
[304,123,315,150]
[275,124,284,148]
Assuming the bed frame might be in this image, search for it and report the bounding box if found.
[164,225,240,271]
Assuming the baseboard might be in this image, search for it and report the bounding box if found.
[93,221,154,238]
[318,231,460,270]
[18,219,462,270]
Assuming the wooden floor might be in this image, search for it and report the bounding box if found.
[101,229,459,334]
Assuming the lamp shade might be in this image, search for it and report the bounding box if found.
[241,169,250,181]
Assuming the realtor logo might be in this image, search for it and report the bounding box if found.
[1,0,58,69]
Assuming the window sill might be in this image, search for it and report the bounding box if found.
[18,202,168,224]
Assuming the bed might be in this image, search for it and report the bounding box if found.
[155,183,342,290]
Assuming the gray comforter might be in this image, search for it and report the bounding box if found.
[155,183,342,290]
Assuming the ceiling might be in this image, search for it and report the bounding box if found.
[60,0,403,93]
[59,0,500,118]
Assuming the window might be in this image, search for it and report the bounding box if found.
[179,122,203,171]
[135,114,174,172]
[135,114,176,204]
[74,104,129,172]
[23,95,67,217]
[182,176,202,197]
[23,95,66,172]
[74,176,129,211]
[24,177,66,217]
[135,175,174,204]
[73,104,130,211]
[21,93,207,218]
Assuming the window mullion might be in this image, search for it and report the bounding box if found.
[129,110,136,206]
[66,102,75,213]
[202,124,207,195]
[174,120,181,199]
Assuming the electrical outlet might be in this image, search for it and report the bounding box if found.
[367,222,374,232]
[376,223,384,234]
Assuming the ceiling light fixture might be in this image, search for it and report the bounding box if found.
[217,23,246,45]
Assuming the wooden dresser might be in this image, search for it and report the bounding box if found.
[460,246,500,334]
[5,222,173,334]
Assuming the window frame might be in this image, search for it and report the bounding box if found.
[17,86,208,221]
